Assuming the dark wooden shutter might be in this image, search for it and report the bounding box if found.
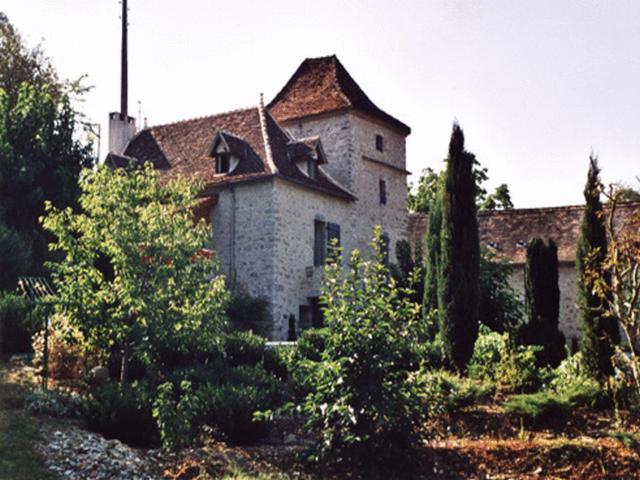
[327,222,341,258]
[314,220,326,266]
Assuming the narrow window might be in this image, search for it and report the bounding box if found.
[375,134,384,152]
[216,153,230,174]
[309,297,324,328]
[314,220,326,266]
[379,179,387,205]
[327,222,341,258]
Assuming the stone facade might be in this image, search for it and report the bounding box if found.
[210,111,409,339]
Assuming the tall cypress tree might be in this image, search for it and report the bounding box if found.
[521,238,566,367]
[437,124,480,372]
[576,156,618,380]
[422,189,442,328]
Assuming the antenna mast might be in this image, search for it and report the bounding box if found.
[121,0,128,117]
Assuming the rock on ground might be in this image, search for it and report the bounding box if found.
[36,425,165,480]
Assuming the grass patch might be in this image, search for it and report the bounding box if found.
[0,361,58,480]
[608,431,640,450]
[504,391,569,424]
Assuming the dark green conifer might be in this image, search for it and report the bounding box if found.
[521,238,566,367]
[576,156,618,380]
[437,124,480,372]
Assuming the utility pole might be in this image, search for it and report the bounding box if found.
[121,0,128,117]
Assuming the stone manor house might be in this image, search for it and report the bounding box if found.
[107,56,410,339]
[106,54,640,343]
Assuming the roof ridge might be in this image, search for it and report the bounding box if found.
[258,94,277,174]
[146,105,258,132]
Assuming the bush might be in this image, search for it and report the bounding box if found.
[294,328,329,362]
[83,380,159,447]
[32,314,96,381]
[422,370,493,417]
[262,346,290,381]
[224,331,266,367]
[154,364,284,449]
[468,326,548,392]
[505,391,569,424]
[24,388,83,418]
[0,292,37,354]
[226,291,270,337]
[292,230,427,467]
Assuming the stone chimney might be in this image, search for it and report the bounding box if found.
[108,112,136,155]
[108,0,135,155]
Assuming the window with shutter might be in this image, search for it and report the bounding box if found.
[327,222,341,258]
[314,220,326,266]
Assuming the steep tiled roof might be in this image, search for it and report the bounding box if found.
[268,55,411,136]
[123,106,354,200]
[407,203,640,266]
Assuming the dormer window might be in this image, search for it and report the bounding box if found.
[375,134,384,152]
[216,153,230,174]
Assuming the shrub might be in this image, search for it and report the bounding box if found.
[468,326,548,392]
[505,391,569,424]
[224,331,266,367]
[154,364,283,449]
[292,230,427,467]
[0,292,37,354]
[421,370,493,417]
[24,388,83,418]
[262,346,290,381]
[226,291,270,337]
[294,328,329,362]
[83,380,159,447]
[32,314,97,381]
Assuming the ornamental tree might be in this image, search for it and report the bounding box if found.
[521,238,566,367]
[576,156,618,381]
[437,124,480,372]
[43,163,228,382]
[299,228,425,466]
[588,185,640,397]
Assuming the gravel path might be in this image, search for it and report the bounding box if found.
[36,425,166,480]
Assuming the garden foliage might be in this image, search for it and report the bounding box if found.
[521,238,566,367]
[290,229,426,465]
[43,164,228,382]
[437,124,480,372]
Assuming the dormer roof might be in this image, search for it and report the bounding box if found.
[268,55,411,136]
[123,106,355,200]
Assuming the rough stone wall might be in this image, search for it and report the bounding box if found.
[208,179,277,308]
[280,113,355,189]
[509,264,580,345]
[348,112,408,257]
[270,177,353,339]
[281,111,409,260]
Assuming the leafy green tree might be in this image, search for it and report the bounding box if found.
[422,187,442,336]
[0,84,94,290]
[437,124,481,372]
[43,164,228,382]
[409,162,513,213]
[479,247,523,333]
[520,238,566,367]
[296,228,426,466]
[0,15,94,290]
[576,156,618,381]
[390,238,423,305]
[479,183,514,211]
[0,12,59,107]
[408,167,442,213]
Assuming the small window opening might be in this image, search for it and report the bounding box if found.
[216,153,230,174]
[379,179,387,205]
[375,134,384,152]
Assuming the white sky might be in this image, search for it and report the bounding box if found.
[3,0,639,208]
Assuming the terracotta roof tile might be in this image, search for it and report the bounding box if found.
[123,106,354,200]
[268,55,411,136]
[407,203,640,265]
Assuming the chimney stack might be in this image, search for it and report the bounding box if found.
[108,0,136,156]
